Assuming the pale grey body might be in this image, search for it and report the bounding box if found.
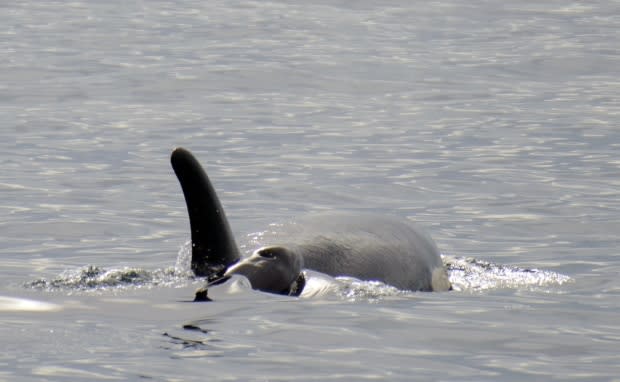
[225,213,451,293]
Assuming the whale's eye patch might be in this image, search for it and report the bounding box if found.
[258,250,276,259]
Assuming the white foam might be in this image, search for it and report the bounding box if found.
[0,296,61,312]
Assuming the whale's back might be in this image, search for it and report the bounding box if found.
[260,213,448,291]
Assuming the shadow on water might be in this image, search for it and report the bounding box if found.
[163,319,217,351]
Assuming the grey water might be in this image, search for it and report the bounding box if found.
[1,0,619,380]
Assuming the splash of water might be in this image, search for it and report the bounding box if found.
[444,255,572,292]
[25,243,196,293]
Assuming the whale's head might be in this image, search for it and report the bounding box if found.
[221,246,305,296]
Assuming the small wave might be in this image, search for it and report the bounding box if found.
[24,242,196,293]
[444,256,572,292]
[335,277,406,302]
[24,265,193,292]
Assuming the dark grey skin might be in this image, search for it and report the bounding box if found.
[222,246,306,296]
[171,148,451,301]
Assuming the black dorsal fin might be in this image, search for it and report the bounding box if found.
[171,147,240,277]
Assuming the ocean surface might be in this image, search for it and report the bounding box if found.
[2,1,619,380]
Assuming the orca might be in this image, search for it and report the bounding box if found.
[171,147,451,300]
